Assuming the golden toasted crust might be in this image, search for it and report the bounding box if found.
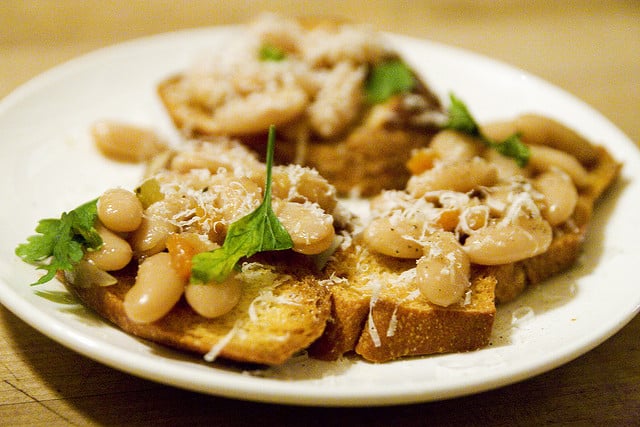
[69,256,331,366]
[308,244,496,363]
[354,276,495,362]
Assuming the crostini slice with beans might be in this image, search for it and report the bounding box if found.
[16,129,342,365]
[310,112,620,363]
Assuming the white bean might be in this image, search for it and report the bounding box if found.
[184,276,243,318]
[528,145,591,188]
[276,201,335,255]
[205,86,309,135]
[482,114,598,165]
[363,216,424,259]
[129,216,176,257]
[368,190,415,217]
[416,231,470,307]
[482,147,530,180]
[129,197,189,256]
[407,157,498,198]
[91,120,167,163]
[123,252,186,323]
[266,165,338,213]
[307,62,365,138]
[430,129,482,163]
[169,139,265,179]
[463,217,552,265]
[97,188,144,232]
[214,177,263,224]
[534,169,578,226]
[84,224,132,271]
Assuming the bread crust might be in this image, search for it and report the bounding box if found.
[68,256,332,366]
[308,245,496,363]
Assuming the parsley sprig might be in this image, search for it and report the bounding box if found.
[365,59,416,104]
[15,199,102,285]
[190,125,294,284]
[443,93,530,167]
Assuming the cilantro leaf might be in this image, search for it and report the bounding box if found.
[190,125,293,284]
[365,59,416,104]
[259,44,286,61]
[443,93,530,167]
[15,199,102,285]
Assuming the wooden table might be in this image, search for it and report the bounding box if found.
[1,2,638,425]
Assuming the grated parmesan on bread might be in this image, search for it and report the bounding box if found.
[157,14,444,196]
[59,138,350,365]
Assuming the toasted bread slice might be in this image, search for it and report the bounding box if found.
[309,130,620,363]
[157,14,443,196]
[308,243,496,363]
[69,254,331,366]
[60,135,343,366]
[159,76,441,197]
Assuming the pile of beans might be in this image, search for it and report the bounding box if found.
[84,137,339,323]
[363,114,592,306]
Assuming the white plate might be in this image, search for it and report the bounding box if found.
[1,27,638,407]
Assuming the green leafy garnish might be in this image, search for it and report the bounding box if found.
[190,125,293,284]
[15,199,102,285]
[34,290,79,305]
[259,44,286,61]
[443,93,530,167]
[365,59,416,104]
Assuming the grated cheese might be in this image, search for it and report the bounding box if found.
[366,279,383,347]
[386,289,421,337]
[204,320,242,362]
[317,271,349,287]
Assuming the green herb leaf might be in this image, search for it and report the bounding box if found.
[443,93,530,167]
[15,199,102,285]
[365,59,416,104]
[190,125,293,284]
[34,290,79,305]
[259,44,286,61]
[493,133,531,168]
[443,93,481,137]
